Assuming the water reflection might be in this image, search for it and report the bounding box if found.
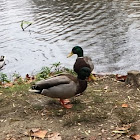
[0,0,140,76]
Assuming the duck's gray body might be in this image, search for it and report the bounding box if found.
[31,73,87,99]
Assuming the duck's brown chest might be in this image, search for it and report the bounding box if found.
[76,80,87,95]
[74,58,90,73]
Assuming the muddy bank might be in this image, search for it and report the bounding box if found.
[0,75,140,140]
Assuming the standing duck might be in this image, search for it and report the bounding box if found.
[0,56,5,69]
[29,67,94,108]
[67,46,96,80]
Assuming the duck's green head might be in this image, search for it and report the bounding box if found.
[67,46,83,57]
[78,67,93,80]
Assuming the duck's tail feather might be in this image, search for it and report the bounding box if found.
[28,89,41,93]
[29,85,42,94]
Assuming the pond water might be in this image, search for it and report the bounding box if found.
[0,0,140,77]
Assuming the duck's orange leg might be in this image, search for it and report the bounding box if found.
[60,99,73,109]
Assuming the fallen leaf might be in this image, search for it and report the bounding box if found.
[48,132,62,140]
[30,128,40,133]
[26,74,31,80]
[25,128,47,139]
[117,124,131,131]
[122,124,131,130]
[4,82,13,88]
[130,134,140,140]
[31,130,47,139]
[122,103,129,108]
[25,74,35,83]
[89,136,96,140]
[116,74,127,82]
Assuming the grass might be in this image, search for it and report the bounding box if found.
[63,107,108,126]
[115,107,139,124]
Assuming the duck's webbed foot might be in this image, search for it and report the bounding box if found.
[60,99,73,109]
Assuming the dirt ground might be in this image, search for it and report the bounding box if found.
[0,75,140,140]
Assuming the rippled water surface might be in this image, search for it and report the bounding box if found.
[0,0,140,76]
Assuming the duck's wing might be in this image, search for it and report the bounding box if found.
[35,74,74,90]
[84,56,94,71]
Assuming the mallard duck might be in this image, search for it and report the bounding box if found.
[0,56,5,69]
[67,46,96,80]
[29,67,94,108]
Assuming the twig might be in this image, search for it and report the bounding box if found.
[21,20,32,31]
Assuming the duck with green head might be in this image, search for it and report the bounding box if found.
[67,46,96,80]
[29,67,95,109]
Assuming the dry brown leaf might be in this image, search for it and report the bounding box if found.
[25,74,35,83]
[116,74,127,82]
[30,128,40,133]
[130,134,140,140]
[29,128,47,139]
[122,103,129,108]
[4,83,13,88]
[117,124,131,131]
[89,136,96,140]
[48,132,62,140]
[26,74,31,80]
[30,130,47,139]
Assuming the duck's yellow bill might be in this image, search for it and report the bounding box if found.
[89,73,96,81]
[67,52,74,58]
